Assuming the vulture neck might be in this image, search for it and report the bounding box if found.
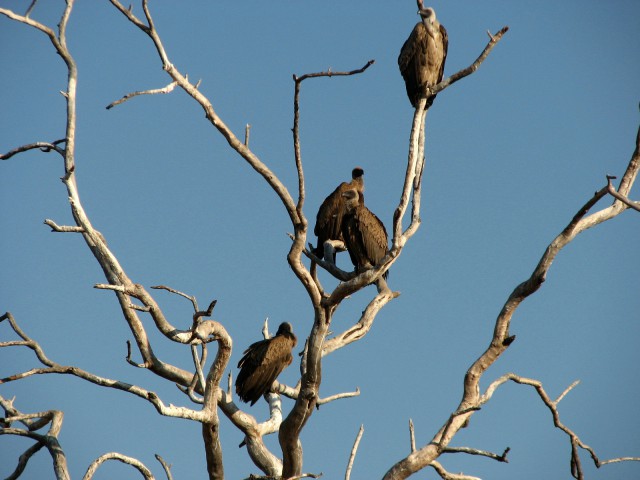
[422,11,440,38]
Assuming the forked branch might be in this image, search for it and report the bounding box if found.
[383,123,640,479]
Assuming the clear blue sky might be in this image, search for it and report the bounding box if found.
[1,1,639,479]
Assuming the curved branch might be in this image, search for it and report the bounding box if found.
[83,452,155,480]
[383,122,639,478]
[0,396,70,480]
[0,140,65,160]
[431,26,509,97]
[345,424,364,480]
[481,374,640,478]
[106,80,178,109]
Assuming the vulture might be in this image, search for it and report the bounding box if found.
[236,322,297,406]
[313,167,365,262]
[398,0,448,109]
[341,189,389,279]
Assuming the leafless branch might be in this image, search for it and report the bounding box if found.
[152,284,199,310]
[431,26,509,97]
[479,373,640,479]
[0,395,70,480]
[106,79,178,109]
[245,124,251,147]
[0,313,209,422]
[554,380,580,405]
[24,0,38,17]
[293,60,375,83]
[0,140,65,160]
[383,123,639,478]
[606,175,640,212]
[345,424,364,480]
[443,446,510,463]
[430,461,480,480]
[83,452,154,480]
[317,387,360,406]
[155,454,174,480]
[409,419,416,453]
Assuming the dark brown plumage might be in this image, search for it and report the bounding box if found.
[313,167,365,262]
[236,322,297,406]
[341,189,389,279]
[398,0,448,109]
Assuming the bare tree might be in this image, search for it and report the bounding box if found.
[1,2,638,480]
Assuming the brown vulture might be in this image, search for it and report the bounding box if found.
[236,322,297,406]
[341,189,389,279]
[398,0,448,109]
[313,167,365,262]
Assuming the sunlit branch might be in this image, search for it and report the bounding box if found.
[430,461,480,480]
[345,424,364,480]
[83,452,154,480]
[431,26,509,97]
[443,446,510,463]
[479,373,640,479]
[155,454,174,480]
[606,175,640,212]
[0,140,65,160]
[106,80,179,109]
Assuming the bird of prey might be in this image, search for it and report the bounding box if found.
[341,189,389,279]
[236,322,297,406]
[398,0,448,109]
[313,167,365,263]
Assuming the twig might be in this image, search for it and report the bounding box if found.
[43,219,84,232]
[152,284,199,311]
[317,387,360,406]
[606,175,640,212]
[431,26,509,97]
[554,380,580,405]
[430,461,481,480]
[24,0,38,17]
[106,79,178,109]
[409,419,416,453]
[155,454,174,480]
[293,60,375,83]
[0,140,65,160]
[245,123,251,147]
[345,424,364,480]
[443,446,510,463]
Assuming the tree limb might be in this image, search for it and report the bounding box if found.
[382,121,640,478]
[345,424,364,480]
[0,140,65,160]
[106,80,179,109]
[83,452,155,480]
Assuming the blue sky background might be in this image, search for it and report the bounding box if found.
[1,1,639,479]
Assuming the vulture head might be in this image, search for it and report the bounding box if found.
[276,322,294,337]
[342,188,361,213]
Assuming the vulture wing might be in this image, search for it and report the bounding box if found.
[354,206,389,277]
[398,22,429,108]
[342,200,389,279]
[236,335,295,406]
[313,182,349,258]
[437,23,449,87]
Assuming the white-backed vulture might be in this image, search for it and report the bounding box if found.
[236,322,297,406]
[398,0,448,109]
[341,189,389,279]
[313,167,364,262]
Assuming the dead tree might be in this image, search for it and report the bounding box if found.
[1,2,638,480]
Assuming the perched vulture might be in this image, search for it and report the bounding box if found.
[236,322,297,406]
[398,0,448,109]
[341,189,389,279]
[313,167,365,262]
